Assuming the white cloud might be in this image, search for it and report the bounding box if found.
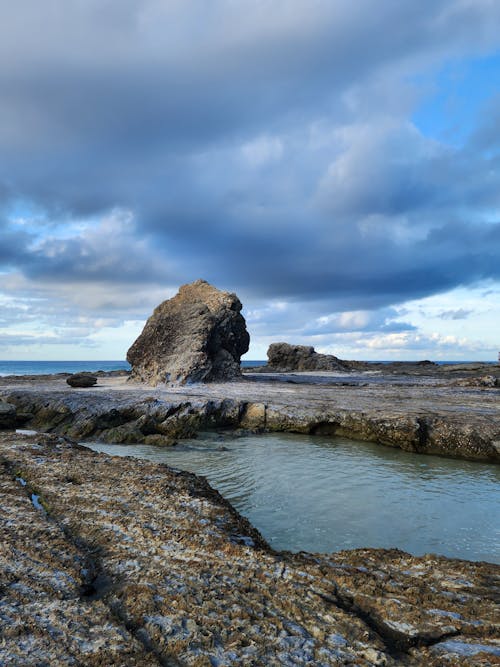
[241,136,284,167]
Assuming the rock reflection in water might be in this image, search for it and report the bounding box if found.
[87,433,500,563]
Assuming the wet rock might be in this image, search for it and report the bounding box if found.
[1,432,498,666]
[0,401,16,429]
[101,422,145,444]
[66,373,97,388]
[240,402,266,429]
[267,342,350,372]
[1,367,499,461]
[127,279,250,385]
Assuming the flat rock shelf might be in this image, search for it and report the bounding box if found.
[1,431,499,666]
[1,365,499,461]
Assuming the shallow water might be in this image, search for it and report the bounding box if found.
[87,432,500,563]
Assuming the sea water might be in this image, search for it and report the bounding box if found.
[0,359,495,376]
[0,360,266,376]
[0,360,131,376]
[87,432,500,564]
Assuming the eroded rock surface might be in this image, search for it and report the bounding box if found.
[1,367,499,461]
[455,375,499,388]
[1,432,498,666]
[267,343,350,372]
[0,401,16,429]
[127,279,250,385]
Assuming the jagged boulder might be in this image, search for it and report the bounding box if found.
[267,343,349,372]
[127,280,250,385]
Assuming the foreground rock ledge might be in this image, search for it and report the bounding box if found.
[1,432,498,666]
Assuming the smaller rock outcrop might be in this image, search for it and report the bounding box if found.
[127,280,250,385]
[267,343,350,372]
[66,374,98,388]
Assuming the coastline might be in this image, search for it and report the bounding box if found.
[1,365,499,664]
[1,363,499,462]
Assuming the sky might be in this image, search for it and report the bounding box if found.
[0,0,499,362]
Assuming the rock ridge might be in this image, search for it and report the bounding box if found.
[2,371,499,461]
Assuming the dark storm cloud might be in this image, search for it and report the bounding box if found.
[1,0,500,336]
[0,219,31,265]
[23,214,177,285]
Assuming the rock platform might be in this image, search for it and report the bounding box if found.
[1,363,499,461]
[1,431,499,666]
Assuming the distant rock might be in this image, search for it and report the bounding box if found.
[267,343,350,372]
[0,401,16,429]
[127,279,250,385]
[66,374,98,388]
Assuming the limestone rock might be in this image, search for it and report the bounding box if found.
[66,374,97,388]
[127,280,250,385]
[2,431,499,666]
[0,401,16,429]
[267,342,349,372]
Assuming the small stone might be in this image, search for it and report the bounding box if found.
[360,648,387,665]
[66,374,98,388]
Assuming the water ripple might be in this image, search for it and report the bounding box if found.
[88,433,500,563]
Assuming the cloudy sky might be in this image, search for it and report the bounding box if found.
[1,0,499,361]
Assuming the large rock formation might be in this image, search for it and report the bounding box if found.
[127,280,250,385]
[267,342,350,372]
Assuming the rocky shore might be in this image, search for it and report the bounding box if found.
[1,362,499,461]
[1,364,499,664]
[1,430,499,665]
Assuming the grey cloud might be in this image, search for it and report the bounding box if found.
[0,0,500,347]
[0,220,31,266]
[438,308,473,320]
[0,332,98,347]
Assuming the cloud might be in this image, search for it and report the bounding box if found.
[438,308,473,320]
[0,332,98,348]
[0,1,499,358]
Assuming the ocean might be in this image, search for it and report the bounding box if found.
[0,360,267,376]
[0,359,494,376]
